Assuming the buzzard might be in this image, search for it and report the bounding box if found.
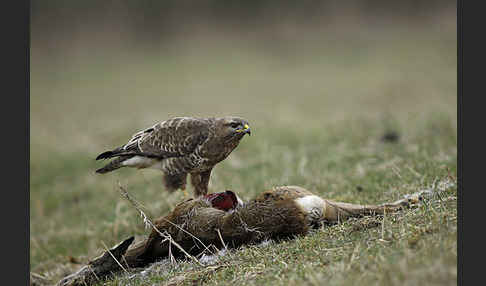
[95,116,251,197]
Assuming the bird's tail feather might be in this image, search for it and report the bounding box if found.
[96,147,126,160]
[95,156,132,174]
[96,150,115,160]
[97,148,165,161]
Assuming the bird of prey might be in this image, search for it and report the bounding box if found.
[95,116,251,197]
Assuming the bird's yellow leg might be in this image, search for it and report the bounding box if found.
[181,186,189,199]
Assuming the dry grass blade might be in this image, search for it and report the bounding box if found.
[216,229,227,250]
[117,182,203,266]
[86,265,100,283]
[100,241,129,275]
[158,216,216,256]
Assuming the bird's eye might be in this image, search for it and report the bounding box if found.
[230,122,239,128]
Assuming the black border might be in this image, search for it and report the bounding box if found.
[3,0,29,284]
[27,0,31,283]
[457,0,462,285]
[460,0,486,285]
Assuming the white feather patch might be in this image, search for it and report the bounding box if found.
[122,156,155,168]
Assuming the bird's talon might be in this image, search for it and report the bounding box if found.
[182,189,189,198]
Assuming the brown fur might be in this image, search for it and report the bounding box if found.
[58,186,422,286]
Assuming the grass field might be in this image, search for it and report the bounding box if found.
[30,21,457,285]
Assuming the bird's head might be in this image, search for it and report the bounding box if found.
[215,116,251,143]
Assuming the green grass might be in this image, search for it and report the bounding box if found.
[30,22,456,285]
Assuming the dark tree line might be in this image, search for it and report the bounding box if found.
[31,0,454,39]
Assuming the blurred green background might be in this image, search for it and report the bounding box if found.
[31,0,456,160]
[30,1,456,284]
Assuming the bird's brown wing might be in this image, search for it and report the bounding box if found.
[118,117,211,159]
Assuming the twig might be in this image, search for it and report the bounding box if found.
[159,216,215,256]
[167,236,175,265]
[390,164,402,179]
[101,241,129,275]
[30,272,48,280]
[86,265,100,282]
[381,207,386,241]
[117,182,203,266]
[216,229,227,250]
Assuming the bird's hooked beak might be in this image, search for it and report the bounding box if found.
[236,124,251,136]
